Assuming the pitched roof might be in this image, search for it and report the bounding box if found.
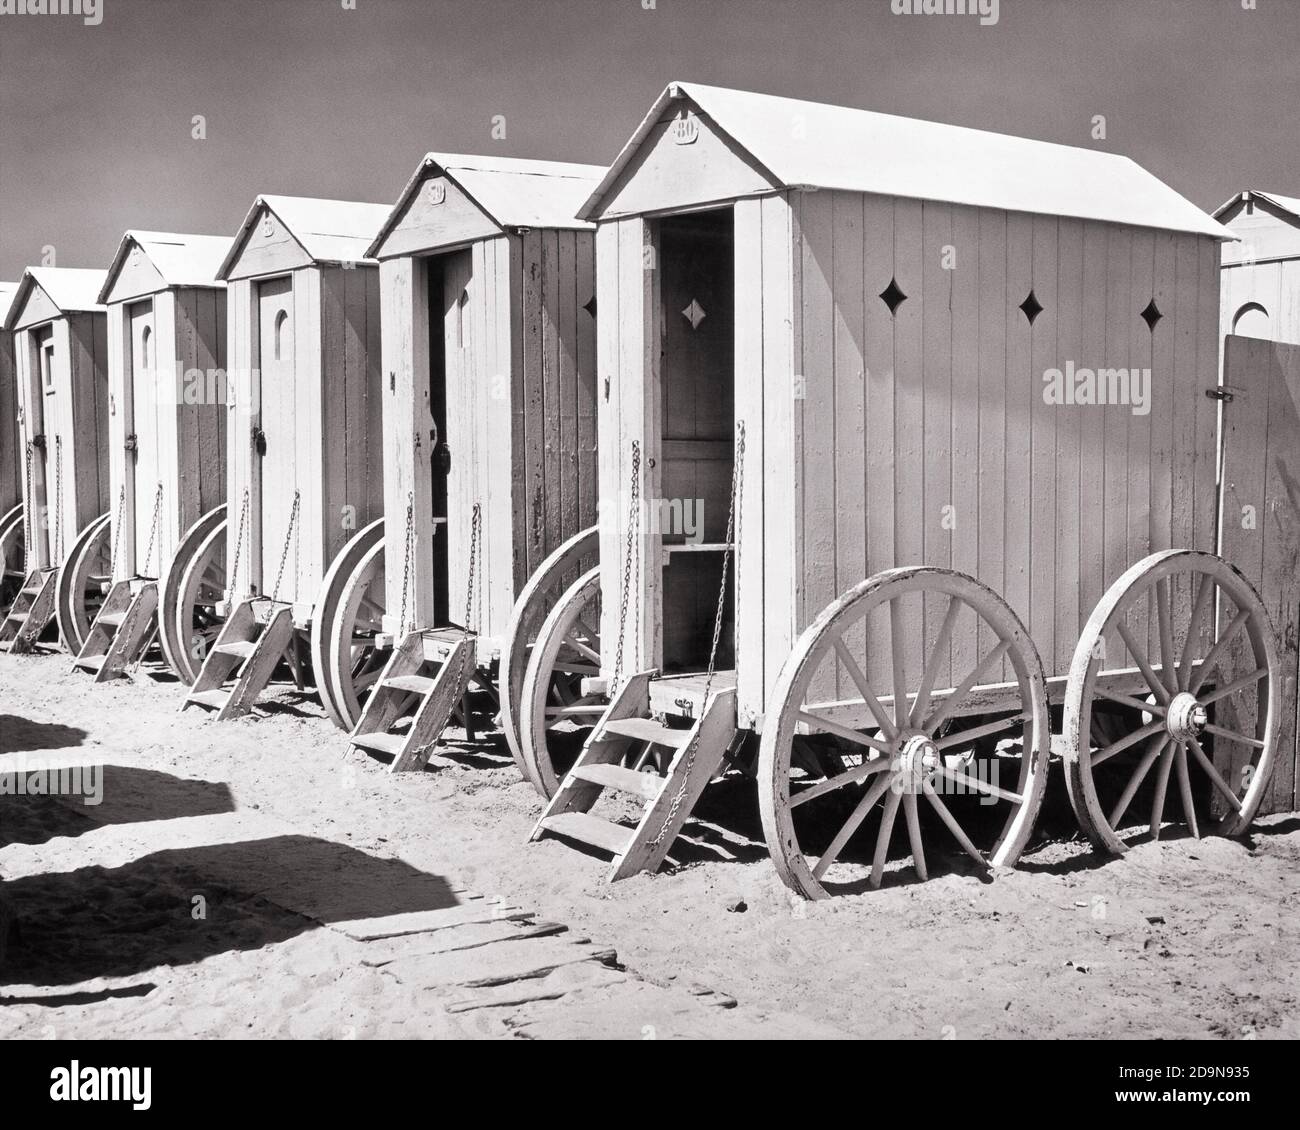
[3,267,108,330]
[1215,190,1300,222]
[217,195,393,278]
[581,82,1234,239]
[366,152,605,257]
[98,231,231,302]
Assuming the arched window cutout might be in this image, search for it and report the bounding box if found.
[1232,302,1270,340]
[274,309,290,361]
[140,325,152,371]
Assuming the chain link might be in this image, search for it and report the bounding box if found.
[110,485,126,578]
[23,440,34,573]
[229,488,250,597]
[140,482,164,578]
[53,436,63,564]
[647,421,745,848]
[448,502,482,729]
[270,490,301,603]
[398,491,415,637]
[610,440,641,694]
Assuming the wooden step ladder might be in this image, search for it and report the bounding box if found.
[71,578,159,681]
[349,628,478,773]
[530,671,737,882]
[181,597,295,720]
[0,569,59,654]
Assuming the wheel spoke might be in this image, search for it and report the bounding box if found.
[811,770,895,880]
[910,596,962,728]
[1115,622,1172,706]
[1201,666,1268,705]
[889,598,909,730]
[795,710,893,755]
[832,638,898,740]
[903,791,927,881]
[563,633,601,665]
[571,616,601,649]
[935,764,1023,804]
[923,639,1013,735]
[1188,608,1251,694]
[1178,574,1214,690]
[1107,734,1169,829]
[1149,741,1175,839]
[933,711,1029,752]
[1186,737,1243,813]
[922,781,990,869]
[544,703,605,719]
[869,787,903,889]
[1156,579,1177,694]
[551,661,599,676]
[1092,717,1167,766]
[1093,686,1167,716]
[1174,743,1200,838]
[791,754,892,809]
[1201,722,1265,750]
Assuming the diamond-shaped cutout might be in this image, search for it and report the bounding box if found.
[582,295,597,318]
[1140,298,1162,331]
[1019,290,1043,325]
[879,277,907,315]
[682,298,706,329]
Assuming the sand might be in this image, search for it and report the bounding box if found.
[1,648,1297,1039]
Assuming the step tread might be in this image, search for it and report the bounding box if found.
[539,811,636,856]
[72,654,106,671]
[351,731,407,756]
[601,716,692,750]
[381,674,437,696]
[569,762,666,800]
[214,639,259,659]
[97,612,126,628]
[187,688,231,710]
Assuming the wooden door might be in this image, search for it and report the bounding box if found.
[36,330,57,563]
[438,251,474,627]
[128,300,158,573]
[256,276,297,599]
[1220,334,1300,817]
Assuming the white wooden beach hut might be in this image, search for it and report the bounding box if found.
[1,267,109,652]
[0,282,21,611]
[179,195,390,719]
[69,231,230,680]
[1215,190,1300,344]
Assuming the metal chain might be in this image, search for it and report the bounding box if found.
[140,482,164,578]
[23,441,34,573]
[648,421,745,847]
[229,488,250,596]
[270,490,301,602]
[448,502,482,730]
[610,441,641,694]
[398,491,415,637]
[110,485,126,578]
[53,436,63,564]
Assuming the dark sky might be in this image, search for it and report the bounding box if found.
[0,0,1296,281]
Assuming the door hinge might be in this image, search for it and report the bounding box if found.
[124,433,138,453]
[436,444,451,475]
[29,433,46,451]
[1205,387,1234,403]
[251,426,267,456]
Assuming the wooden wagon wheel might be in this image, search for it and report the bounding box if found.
[518,565,607,797]
[158,504,226,683]
[1063,550,1280,853]
[499,525,599,782]
[759,567,1052,900]
[0,503,24,610]
[310,518,388,730]
[55,512,112,653]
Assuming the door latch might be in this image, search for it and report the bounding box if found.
[251,426,267,456]
[436,444,451,475]
[124,433,138,453]
[29,434,46,452]
[1205,387,1234,403]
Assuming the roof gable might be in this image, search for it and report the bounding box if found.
[219,195,391,280]
[4,268,107,331]
[368,153,604,259]
[581,82,1233,239]
[1216,190,1300,266]
[99,231,231,304]
[0,282,18,328]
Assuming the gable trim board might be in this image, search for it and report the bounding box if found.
[218,196,392,282]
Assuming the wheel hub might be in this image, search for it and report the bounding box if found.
[896,732,941,791]
[1165,691,1207,744]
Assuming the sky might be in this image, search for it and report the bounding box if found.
[0,0,1296,281]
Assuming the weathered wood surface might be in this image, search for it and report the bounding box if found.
[1220,335,1300,816]
[0,326,18,516]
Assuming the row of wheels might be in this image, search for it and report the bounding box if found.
[43,504,1280,901]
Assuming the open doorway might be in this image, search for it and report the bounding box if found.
[654,207,736,673]
[423,252,462,628]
